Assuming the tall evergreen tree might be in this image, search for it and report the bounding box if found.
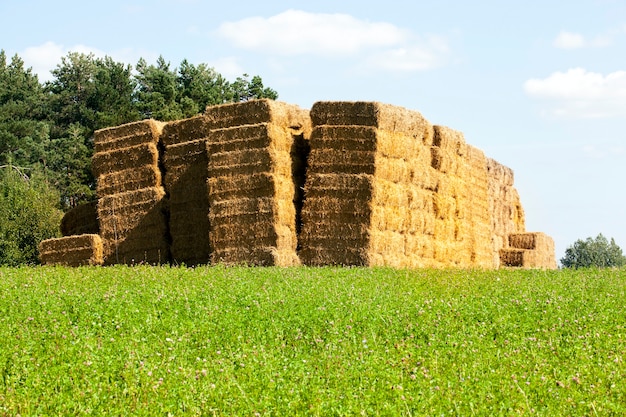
[0,50,50,170]
[135,56,183,121]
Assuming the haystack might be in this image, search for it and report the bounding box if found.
[205,100,310,266]
[161,116,211,265]
[60,201,99,236]
[300,101,448,268]
[39,234,103,266]
[93,119,169,265]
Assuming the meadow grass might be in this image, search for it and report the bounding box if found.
[0,266,624,416]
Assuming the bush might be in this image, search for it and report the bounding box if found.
[0,166,63,265]
[560,233,626,269]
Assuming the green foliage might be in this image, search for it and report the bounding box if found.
[231,73,279,102]
[0,167,62,265]
[0,51,50,169]
[0,267,625,415]
[135,56,183,121]
[561,233,626,268]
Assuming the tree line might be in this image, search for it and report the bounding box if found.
[0,50,277,210]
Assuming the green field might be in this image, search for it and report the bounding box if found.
[0,266,624,416]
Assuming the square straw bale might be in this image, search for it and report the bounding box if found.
[39,234,103,266]
[508,232,557,269]
[92,142,160,178]
[310,102,433,144]
[96,165,162,197]
[94,119,164,154]
[160,115,208,147]
[204,99,311,133]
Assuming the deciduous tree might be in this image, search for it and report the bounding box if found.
[560,234,626,268]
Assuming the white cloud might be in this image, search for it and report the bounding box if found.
[20,42,157,82]
[208,56,245,80]
[216,9,448,72]
[524,68,626,118]
[553,30,614,49]
[365,36,449,72]
[21,42,104,82]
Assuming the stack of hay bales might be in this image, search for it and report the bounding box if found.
[500,232,556,268]
[430,126,492,267]
[205,99,311,266]
[487,158,525,267]
[92,120,169,265]
[59,201,99,236]
[161,116,211,265]
[300,101,444,268]
[39,234,103,266]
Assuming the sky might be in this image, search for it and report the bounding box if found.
[2,0,625,261]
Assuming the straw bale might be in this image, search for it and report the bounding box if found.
[433,125,466,152]
[307,197,372,216]
[499,246,555,269]
[310,102,433,144]
[39,234,103,266]
[163,139,208,171]
[204,99,310,132]
[369,229,406,265]
[60,201,99,236]
[209,148,279,177]
[487,158,514,187]
[205,124,273,154]
[160,115,208,147]
[508,232,557,269]
[209,196,275,219]
[499,249,525,267]
[92,142,159,178]
[208,173,276,202]
[96,165,162,197]
[94,119,163,154]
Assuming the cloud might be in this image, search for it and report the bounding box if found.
[216,9,448,72]
[207,56,245,80]
[21,42,106,82]
[553,30,614,49]
[524,68,626,118]
[20,42,157,82]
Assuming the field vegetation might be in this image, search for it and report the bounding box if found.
[0,266,624,415]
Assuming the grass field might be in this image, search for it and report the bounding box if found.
[0,266,624,416]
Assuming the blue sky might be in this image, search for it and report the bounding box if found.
[2,0,626,260]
